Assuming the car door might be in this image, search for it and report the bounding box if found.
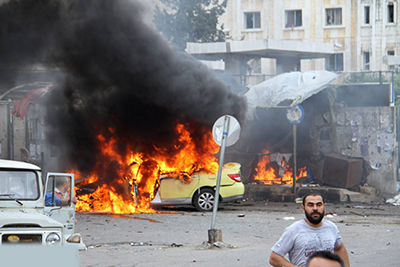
[159,174,199,202]
[43,172,76,238]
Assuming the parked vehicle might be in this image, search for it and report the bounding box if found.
[150,162,244,211]
[0,159,85,249]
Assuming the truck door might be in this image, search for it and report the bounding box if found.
[43,172,76,238]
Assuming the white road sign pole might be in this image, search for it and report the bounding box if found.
[286,104,304,196]
[211,115,230,230]
[209,115,240,244]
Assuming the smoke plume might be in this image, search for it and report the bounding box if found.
[0,0,246,173]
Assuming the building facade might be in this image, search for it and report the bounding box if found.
[217,0,400,74]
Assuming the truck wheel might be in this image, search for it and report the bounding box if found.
[193,188,215,212]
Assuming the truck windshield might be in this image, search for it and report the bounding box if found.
[0,170,39,200]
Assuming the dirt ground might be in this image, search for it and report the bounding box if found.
[76,200,400,267]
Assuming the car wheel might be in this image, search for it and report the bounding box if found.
[194,188,215,212]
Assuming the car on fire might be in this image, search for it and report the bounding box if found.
[150,162,244,212]
[0,159,85,249]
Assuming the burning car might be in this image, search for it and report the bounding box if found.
[0,159,85,249]
[150,162,244,211]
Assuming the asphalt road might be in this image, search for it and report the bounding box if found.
[76,201,400,267]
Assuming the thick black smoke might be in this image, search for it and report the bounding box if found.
[0,0,246,173]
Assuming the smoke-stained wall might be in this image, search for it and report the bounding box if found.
[334,106,397,194]
[310,84,398,195]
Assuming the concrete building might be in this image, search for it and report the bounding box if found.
[0,70,63,174]
[187,0,400,79]
[186,1,400,195]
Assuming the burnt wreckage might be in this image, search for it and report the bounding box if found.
[225,71,397,197]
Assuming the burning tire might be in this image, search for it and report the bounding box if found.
[193,188,215,212]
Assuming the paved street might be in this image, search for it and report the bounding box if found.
[76,201,400,267]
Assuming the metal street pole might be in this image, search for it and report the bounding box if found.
[293,124,297,195]
[211,115,230,230]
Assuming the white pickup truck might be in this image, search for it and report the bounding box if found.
[0,159,85,249]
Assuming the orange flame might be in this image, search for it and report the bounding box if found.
[75,122,219,214]
[253,150,307,185]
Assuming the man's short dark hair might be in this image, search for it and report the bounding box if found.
[302,191,324,205]
[306,250,344,267]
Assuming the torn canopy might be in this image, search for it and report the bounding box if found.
[244,70,338,121]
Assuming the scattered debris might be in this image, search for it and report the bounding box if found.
[87,241,159,248]
[295,198,302,204]
[346,205,384,211]
[170,243,183,247]
[350,211,368,217]
[326,211,338,216]
[196,241,236,250]
[386,194,400,205]
[213,242,225,248]
[283,217,295,221]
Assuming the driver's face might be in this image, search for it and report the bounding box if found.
[61,181,69,193]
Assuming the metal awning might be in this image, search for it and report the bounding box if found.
[187,39,335,59]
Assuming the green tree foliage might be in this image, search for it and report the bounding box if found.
[342,71,400,95]
[393,71,400,96]
[153,0,227,51]
[343,72,389,84]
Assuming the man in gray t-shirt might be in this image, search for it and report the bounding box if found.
[269,192,349,267]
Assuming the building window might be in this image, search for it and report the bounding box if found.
[285,10,302,28]
[388,50,395,70]
[364,6,370,24]
[388,2,395,23]
[246,58,261,74]
[363,52,370,70]
[245,12,261,29]
[327,53,344,71]
[326,8,342,26]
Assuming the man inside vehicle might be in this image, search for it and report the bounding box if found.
[45,176,77,206]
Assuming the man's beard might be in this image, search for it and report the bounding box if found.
[305,210,325,225]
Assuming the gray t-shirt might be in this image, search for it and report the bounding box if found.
[271,219,343,266]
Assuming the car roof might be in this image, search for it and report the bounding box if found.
[0,159,41,171]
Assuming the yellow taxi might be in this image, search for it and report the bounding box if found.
[150,162,245,211]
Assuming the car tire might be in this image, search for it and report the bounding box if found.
[193,188,215,212]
